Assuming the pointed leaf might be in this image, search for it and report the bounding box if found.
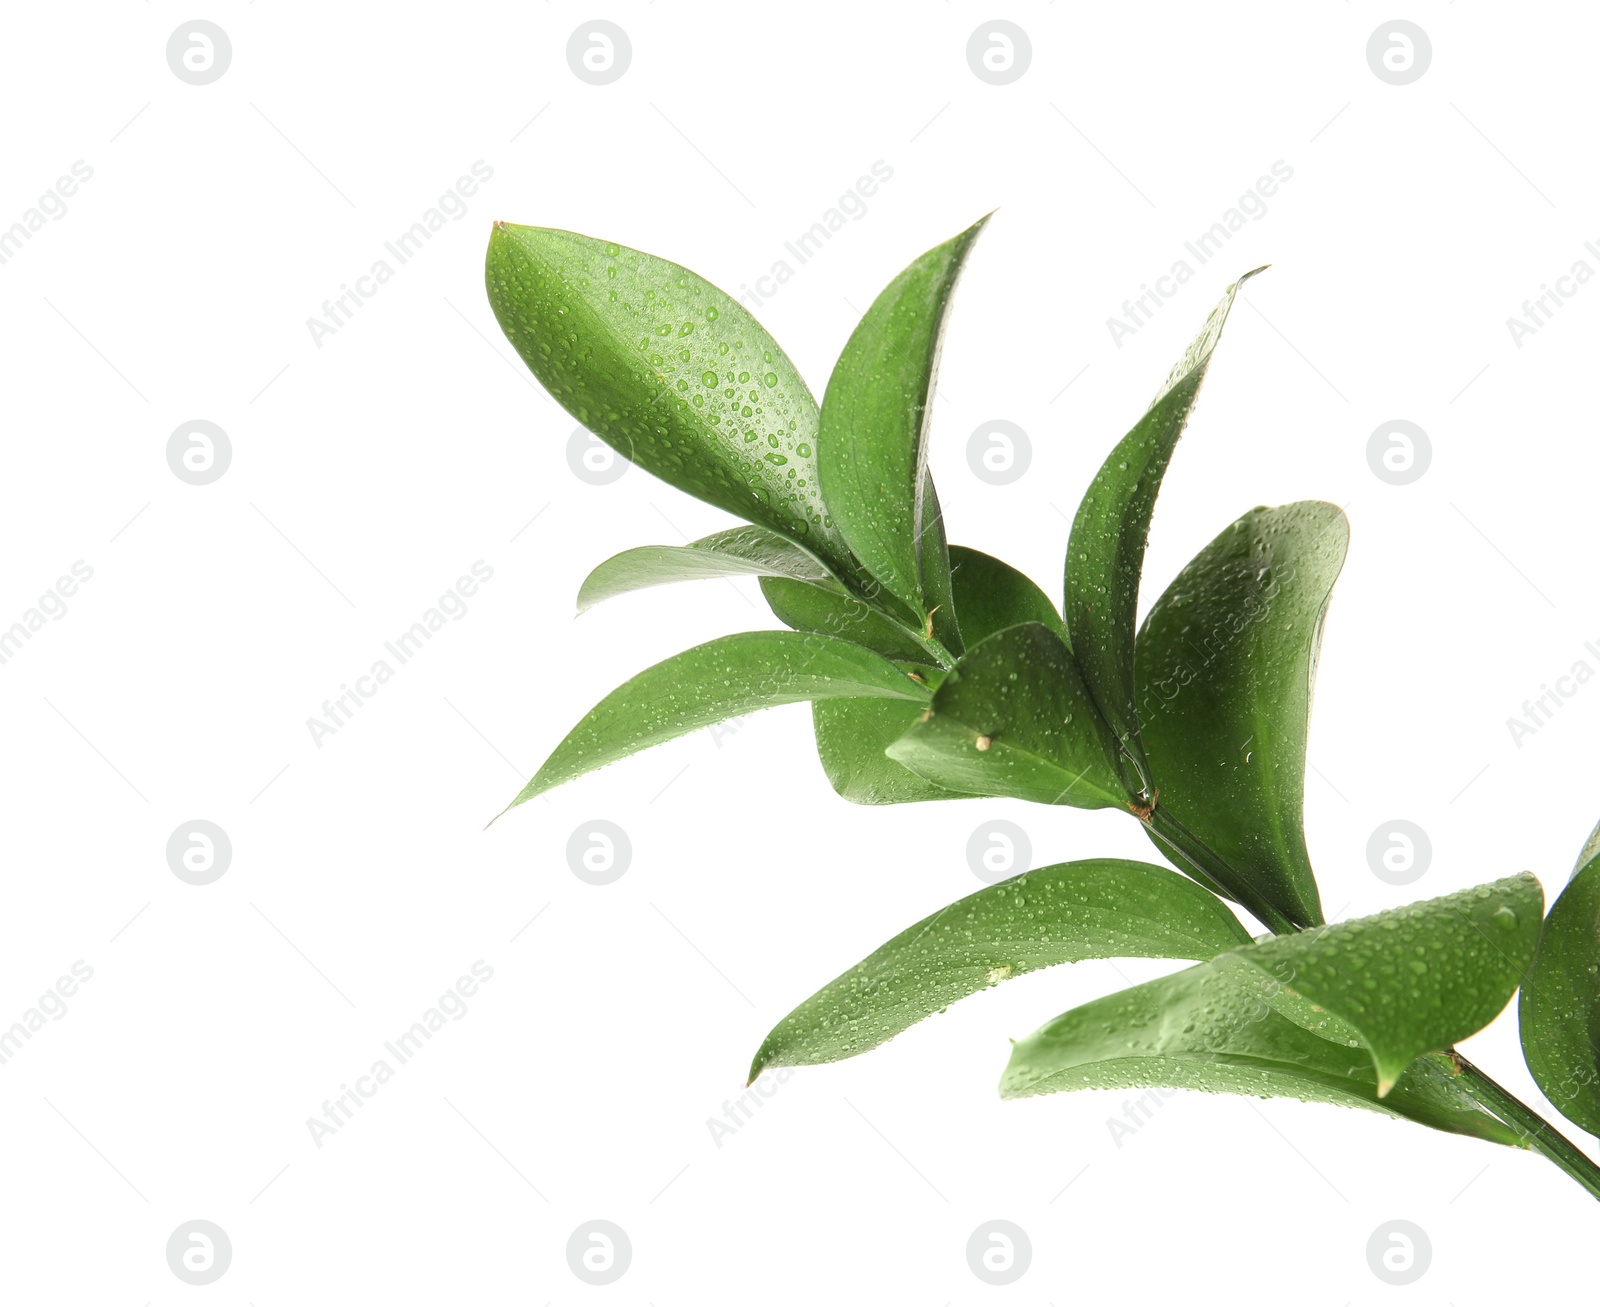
[886,623,1123,809]
[1064,268,1263,794]
[499,631,929,815]
[817,216,989,616]
[760,576,935,665]
[949,546,1064,647]
[750,858,1250,1079]
[1135,502,1348,930]
[577,526,836,613]
[1520,823,1600,1135]
[486,224,854,572]
[1001,951,1523,1147]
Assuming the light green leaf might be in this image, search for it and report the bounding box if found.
[1007,874,1543,1116]
[486,224,854,573]
[760,576,936,665]
[886,623,1123,809]
[1135,502,1348,930]
[1063,268,1263,796]
[948,546,1064,647]
[818,216,989,617]
[1520,823,1600,1135]
[577,526,837,614]
[749,858,1251,1079]
[498,631,929,817]
[1001,951,1522,1147]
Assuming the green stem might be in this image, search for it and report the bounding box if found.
[1145,805,1299,936]
[1450,1053,1600,1202]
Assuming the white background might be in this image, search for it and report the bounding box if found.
[2,1,1597,1301]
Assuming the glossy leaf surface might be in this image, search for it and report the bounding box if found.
[948,546,1064,647]
[817,217,988,617]
[1135,502,1348,930]
[886,623,1123,808]
[486,224,853,571]
[577,526,835,614]
[1063,269,1263,794]
[760,576,935,665]
[750,859,1250,1078]
[499,631,928,816]
[1520,823,1600,1135]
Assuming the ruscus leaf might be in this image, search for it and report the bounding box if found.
[577,526,837,614]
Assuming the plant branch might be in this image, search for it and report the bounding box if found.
[1449,1053,1600,1202]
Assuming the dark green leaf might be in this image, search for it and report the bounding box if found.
[486,224,855,573]
[577,526,836,614]
[750,858,1250,1079]
[1063,268,1263,796]
[949,546,1064,647]
[760,576,936,665]
[1001,950,1523,1147]
[817,216,989,617]
[1520,823,1600,1135]
[918,472,964,657]
[1135,501,1348,930]
[497,631,929,818]
[1007,873,1543,1121]
[885,623,1124,808]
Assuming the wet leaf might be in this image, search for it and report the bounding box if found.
[498,631,929,817]
[1001,951,1523,1147]
[886,623,1123,808]
[1064,269,1263,795]
[1135,502,1348,930]
[577,526,836,614]
[486,224,856,574]
[761,576,936,665]
[812,678,968,806]
[817,216,989,618]
[750,858,1250,1078]
[1520,822,1600,1135]
[948,546,1064,647]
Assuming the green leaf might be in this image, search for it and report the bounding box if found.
[486,224,854,573]
[885,623,1124,808]
[749,858,1251,1079]
[817,216,989,618]
[577,526,837,614]
[498,631,929,817]
[948,546,1064,647]
[1001,951,1523,1147]
[1135,502,1348,931]
[760,576,935,665]
[1063,268,1264,796]
[1520,823,1600,1135]
[1007,873,1543,1117]
[812,682,967,806]
[918,472,964,658]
